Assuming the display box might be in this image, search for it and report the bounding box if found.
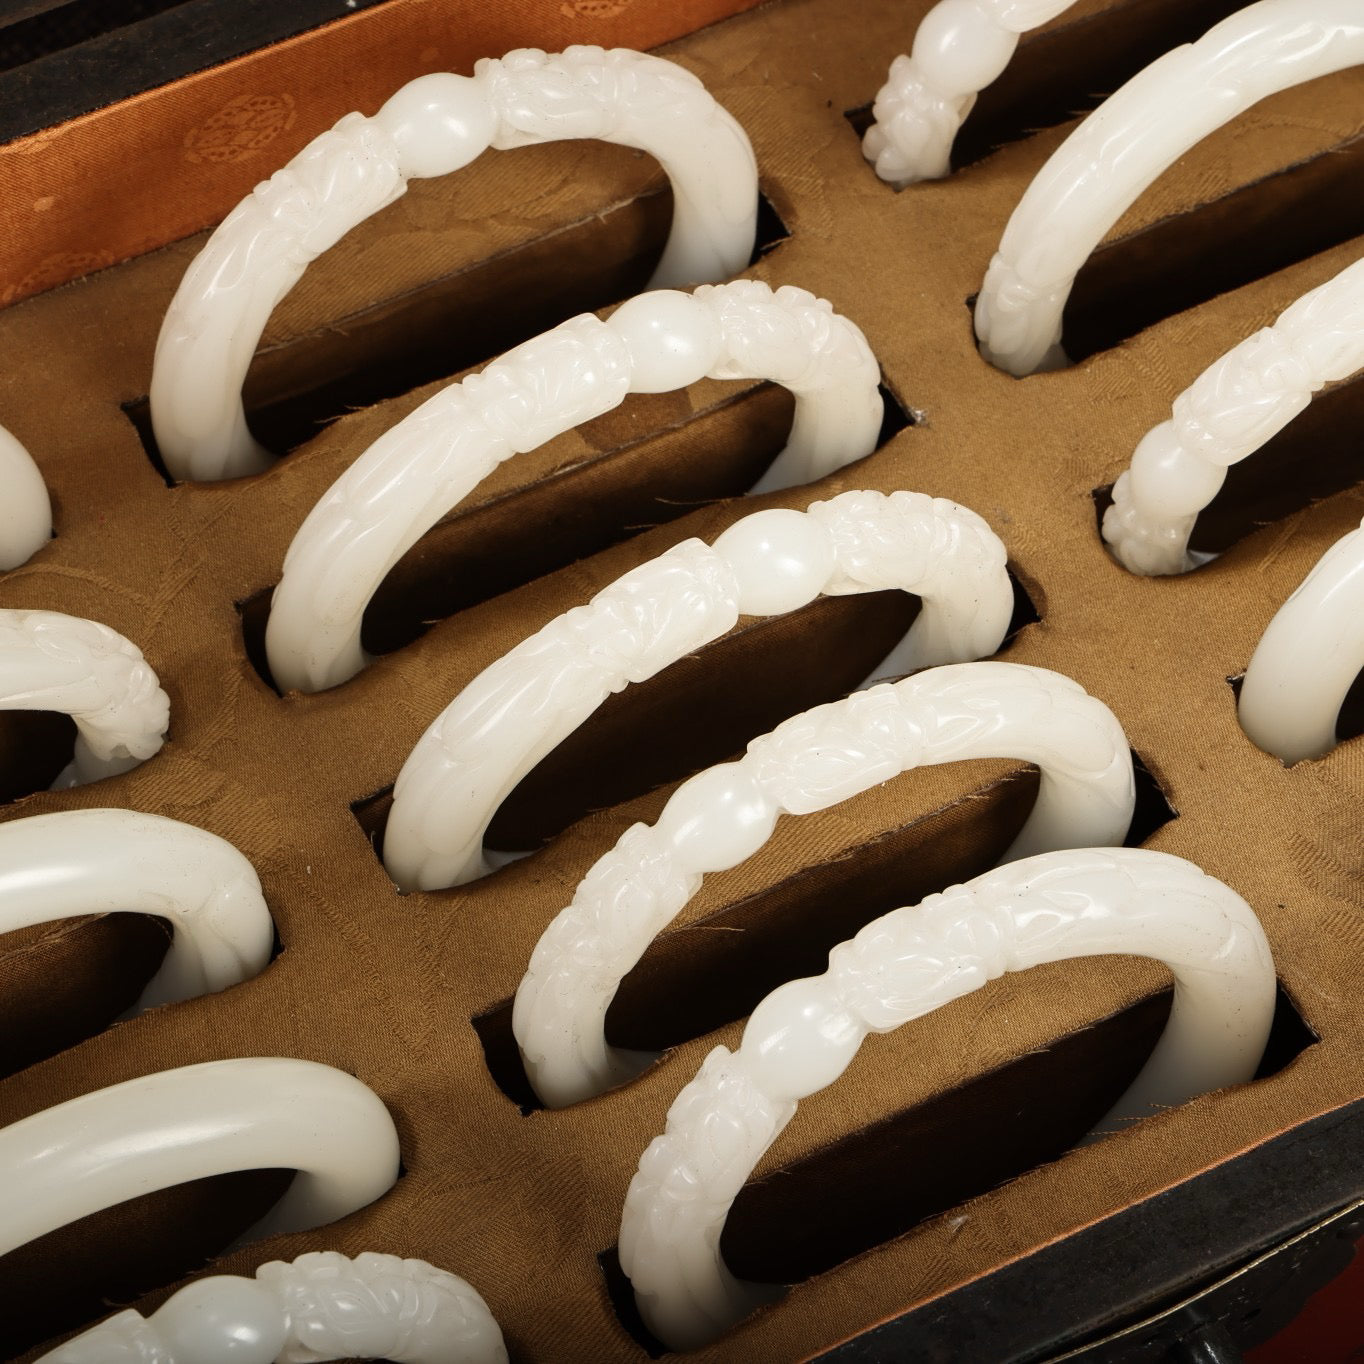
[2,0,1364,1359]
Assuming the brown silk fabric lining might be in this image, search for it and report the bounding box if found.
[3,0,1364,1358]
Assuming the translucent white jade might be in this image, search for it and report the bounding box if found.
[974,0,1364,376]
[620,847,1276,1350]
[0,1059,400,1258]
[863,0,1076,186]
[382,490,1013,893]
[0,609,170,785]
[0,422,51,571]
[149,47,758,483]
[0,809,272,1012]
[38,1251,507,1364]
[1104,256,1364,575]
[515,662,1134,1108]
[263,281,884,695]
[1239,518,1364,764]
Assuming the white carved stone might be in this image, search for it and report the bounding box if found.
[620,847,1276,1350]
[514,661,1135,1108]
[0,1059,400,1260]
[149,47,758,482]
[0,809,273,1011]
[0,609,170,785]
[973,0,1364,376]
[38,1251,507,1364]
[1103,256,1364,575]
[1239,517,1364,764]
[862,0,1075,187]
[381,490,1013,893]
[0,423,51,571]
[263,281,884,695]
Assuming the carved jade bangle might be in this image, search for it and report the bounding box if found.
[1239,518,1364,764]
[863,0,1076,186]
[38,1251,507,1364]
[0,809,273,1013]
[620,847,1276,1350]
[382,490,1012,893]
[0,423,51,571]
[515,661,1134,1108]
[0,1059,400,1258]
[263,281,884,695]
[149,47,758,483]
[974,0,1364,376]
[1104,256,1364,575]
[0,609,170,785]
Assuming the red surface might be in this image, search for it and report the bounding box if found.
[1249,1241,1364,1363]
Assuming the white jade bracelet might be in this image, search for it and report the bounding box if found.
[382,490,1012,893]
[0,1059,399,1259]
[0,423,51,571]
[515,661,1134,1108]
[0,809,272,1013]
[38,1251,507,1364]
[0,609,170,785]
[149,47,758,483]
[1104,256,1364,576]
[620,847,1275,1351]
[263,280,884,695]
[1239,518,1364,764]
[974,0,1364,377]
[862,0,1076,186]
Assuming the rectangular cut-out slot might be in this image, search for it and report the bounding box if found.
[1063,137,1364,363]
[238,381,913,691]
[598,984,1316,1354]
[0,709,75,804]
[845,0,1249,175]
[1093,373,1364,573]
[351,588,925,861]
[123,191,791,478]
[0,913,171,1080]
[716,986,1315,1288]
[473,749,1172,1110]
[352,563,1040,881]
[0,1166,296,1355]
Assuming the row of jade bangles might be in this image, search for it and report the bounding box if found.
[1,3,1358,1356]
[6,840,1274,1355]
[2,5,1359,747]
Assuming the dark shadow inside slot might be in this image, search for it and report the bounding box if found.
[598,983,1314,1354]
[122,189,791,484]
[844,0,1249,175]
[1092,373,1364,571]
[0,918,284,1082]
[1127,751,1177,846]
[1339,670,1364,749]
[472,747,1172,1112]
[238,380,913,692]
[1061,137,1364,364]
[0,709,75,804]
[0,914,170,1079]
[0,1166,295,1356]
[1001,563,1042,643]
